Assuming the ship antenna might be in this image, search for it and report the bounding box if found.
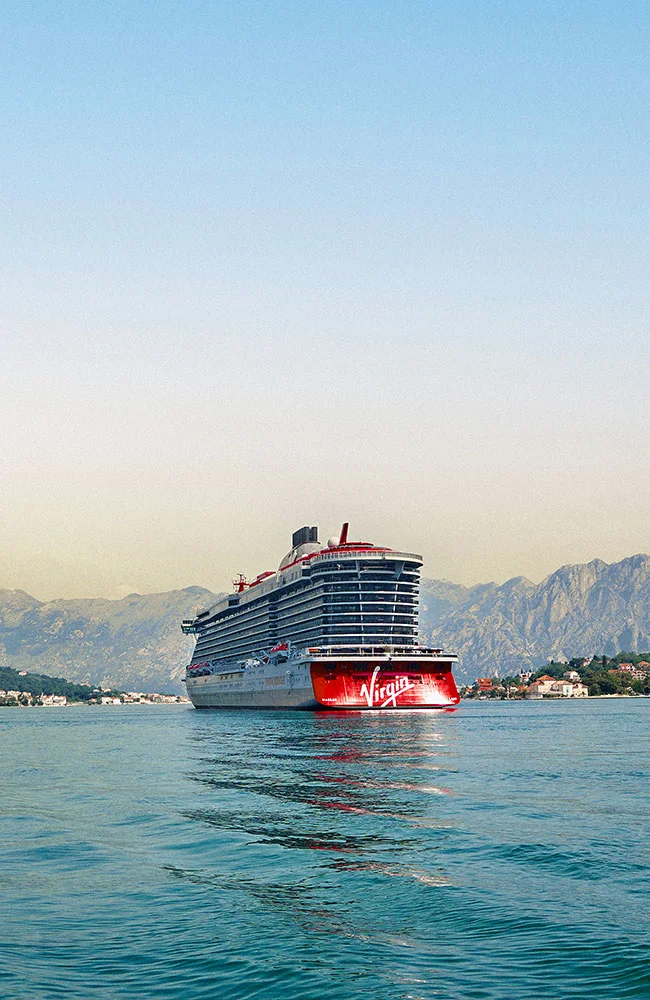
[339,522,349,545]
[233,573,247,593]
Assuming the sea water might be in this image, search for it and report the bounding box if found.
[1,699,649,1000]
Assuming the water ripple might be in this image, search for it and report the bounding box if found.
[1,700,650,999]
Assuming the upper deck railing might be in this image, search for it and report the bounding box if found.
[309,548,422,565]
[185,642,457,673]
[303,644,453,658]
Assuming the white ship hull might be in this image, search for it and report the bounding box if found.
[186,658,316,709]
[185,652,459,710]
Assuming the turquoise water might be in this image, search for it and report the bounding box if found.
[1,700,649,1000]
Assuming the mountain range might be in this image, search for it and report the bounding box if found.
[420,553,650,682]
[0,586,214,694]
[1,553,649,691]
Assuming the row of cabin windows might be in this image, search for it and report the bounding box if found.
[193,567,419,619]
[310,574,420,584]
[312,585,418,594]
[198,591,417,638]
[311,562,420,572]
[199,581,418,630]
[197,612,417,653]
[321,626,418,634]
[310,562,419,572]
[196,616,331,654]
[197,620,417,654]
[321,595,418,604]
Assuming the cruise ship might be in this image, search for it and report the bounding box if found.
[182,524,460,710]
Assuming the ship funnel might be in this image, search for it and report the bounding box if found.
[339,522,349,545]
[292,526,318,548]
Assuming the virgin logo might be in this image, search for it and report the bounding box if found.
[359,666,417,708]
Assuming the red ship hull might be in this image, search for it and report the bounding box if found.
[310,660,460,710]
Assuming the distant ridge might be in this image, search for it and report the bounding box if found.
[2,553,650,690]
[0,586,218,694]
[420,553,650,683]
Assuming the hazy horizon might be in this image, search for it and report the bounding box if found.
[3,1,649,602]
[4,542,650,605]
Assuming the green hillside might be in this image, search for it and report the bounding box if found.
[0,665,122,703]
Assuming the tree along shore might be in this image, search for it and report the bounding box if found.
[0,665,125,705]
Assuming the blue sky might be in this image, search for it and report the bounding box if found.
[2,1,649,598]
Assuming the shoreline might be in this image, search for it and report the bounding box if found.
[0,698,191,709]
[464,692,650,702]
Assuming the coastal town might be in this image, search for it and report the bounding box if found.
[0,687,190,707]
[0,666,189,707]
[461,655,650,699]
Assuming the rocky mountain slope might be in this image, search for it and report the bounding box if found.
[0,587,218,693]
[420,554,650,683]
[2,553,649,691]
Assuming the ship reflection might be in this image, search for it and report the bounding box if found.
[183,709,459,853]
[174,711,459,954]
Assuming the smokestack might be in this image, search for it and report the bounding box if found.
[292,526,319,548]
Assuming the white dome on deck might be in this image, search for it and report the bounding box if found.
[279,541,322,570]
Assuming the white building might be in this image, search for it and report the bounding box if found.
[526,677,589,699]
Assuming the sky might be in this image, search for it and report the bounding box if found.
[2,0,649,601]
